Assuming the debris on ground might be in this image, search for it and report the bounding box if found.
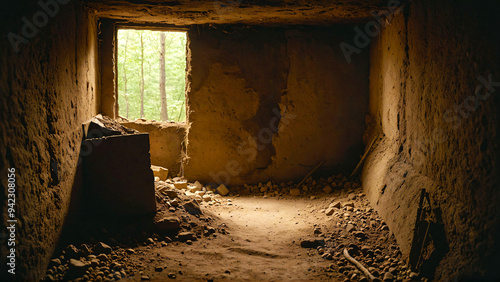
[43,172,424,281]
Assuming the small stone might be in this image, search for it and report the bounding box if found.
[64,245,80,259]
[49,258,61,267]
[343,201,355,208]
[183,200,202,215]
[113,271,122,280]
[193,181,203,190]
[164,190,178,199]
[354,231,366,239]
[330,201,341,209]
[313,227,322,234]
[151,165,169,181]
[141,275,151,280]
[146,238,155,244]
[167,273,177,279]
[300,238,325,248]
[346,224,356,232]
[409,272,419,279]
[155,266,164,272]
[195,190,206,196]
[170,198,179,206]
[90,259,99,267]
[383,272,394,281]
[65,259,90,279]
[217,184,230,196]
[80,244,91,256]
[177,232,197,242]
[93,242,112,255]
[97,254,108,261]
[173,181,188,189]
[202,194,212,202]
[156,216,181,231]
[194,195,203,203]
[325,208,335,216]
[206,226,216,234]
[111,262,123,270]
[323,186,333,194]
[321,253,333,260]
[290,188,300,196]
[164,236,173,243]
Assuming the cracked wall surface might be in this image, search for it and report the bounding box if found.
[185,26,368,186]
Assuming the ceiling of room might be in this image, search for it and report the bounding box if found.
[84,0,398,26]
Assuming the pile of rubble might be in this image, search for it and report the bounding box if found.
[300,191,423,282]
[227,174,361,197]
[154,178,228,206]
[42,178,228,281]
[157,173,361,201]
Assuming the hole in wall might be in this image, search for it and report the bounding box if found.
[117,29,187,123]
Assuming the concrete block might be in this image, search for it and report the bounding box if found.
[82,133,156,216]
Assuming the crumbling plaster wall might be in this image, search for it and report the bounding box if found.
[122,122,186,176]
[185,26,369,186]
[362,0,500,279]
[0,1,98,280]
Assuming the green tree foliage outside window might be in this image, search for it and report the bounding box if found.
[117,29,187,122]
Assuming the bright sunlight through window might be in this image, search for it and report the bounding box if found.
[117,29,187,122]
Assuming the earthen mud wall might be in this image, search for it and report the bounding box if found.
[0,1,98,279]
[185,26,369,186]
[362,0,500,279]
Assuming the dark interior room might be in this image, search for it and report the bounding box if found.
[1,0,499,281]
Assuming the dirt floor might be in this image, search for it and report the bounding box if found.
[123,197,342,281]
[43,176,422,282]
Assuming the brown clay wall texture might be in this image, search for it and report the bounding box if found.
[0,1,98,280]
[122,122,186,176]
[362,0,500,279]
[185,26,369,187]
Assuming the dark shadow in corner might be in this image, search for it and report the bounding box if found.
[419,207,450,280]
